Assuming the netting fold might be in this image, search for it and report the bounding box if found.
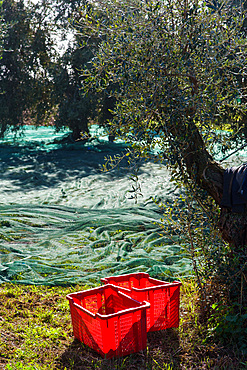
[0,125,193,285]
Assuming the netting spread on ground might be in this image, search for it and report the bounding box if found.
[0,126,194,285]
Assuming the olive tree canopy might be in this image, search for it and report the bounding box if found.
[80,0,247,248]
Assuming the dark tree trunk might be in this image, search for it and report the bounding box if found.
[218,208,247,249]
[71,122,90,141]
[71,126,82,141]
[175,120,247,250]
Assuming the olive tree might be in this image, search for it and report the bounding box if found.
[77,2,247,322]
[81,0,247,249]
[50,0,116,139]
[0,0,56,136]
[0,0,116,139]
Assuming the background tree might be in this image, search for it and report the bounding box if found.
[0,0,56,136]
[50,19,98,140]
[0,0,116,140]
[50,0,116,139]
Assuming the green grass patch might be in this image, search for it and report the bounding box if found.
[0,281,246,369]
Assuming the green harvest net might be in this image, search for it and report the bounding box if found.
[1,125,244,286]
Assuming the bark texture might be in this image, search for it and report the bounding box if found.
[179,121,247,249]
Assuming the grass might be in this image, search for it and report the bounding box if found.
[0,280,246,369]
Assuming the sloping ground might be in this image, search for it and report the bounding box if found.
[0,125,193,285]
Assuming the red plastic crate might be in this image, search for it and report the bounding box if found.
[101,273,182,332]
[66,284,150,359]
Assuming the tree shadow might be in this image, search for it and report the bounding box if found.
[55,328,181,369]
[0,138,154,192]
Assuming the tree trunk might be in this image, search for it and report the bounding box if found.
[71,122,90,141]
[175,121,247,250]
[71,125,83,141]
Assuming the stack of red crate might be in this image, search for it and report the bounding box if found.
[67,272,182,359]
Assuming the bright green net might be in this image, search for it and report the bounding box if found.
[0,125,193,285]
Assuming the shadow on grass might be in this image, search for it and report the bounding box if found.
[55,329,181,369]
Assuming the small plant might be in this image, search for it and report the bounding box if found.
[157,184,247,355]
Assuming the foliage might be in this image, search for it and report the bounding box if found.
[80,0,247,167]
[0,0,57,137]
[33,0,115,140]
[158,188,220,282]
[157,187,247,351]
[0,1,7,56]
[51,40,95,139]
[51,11,111,140]
[208,301,247,353]
[0,0,124,139]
